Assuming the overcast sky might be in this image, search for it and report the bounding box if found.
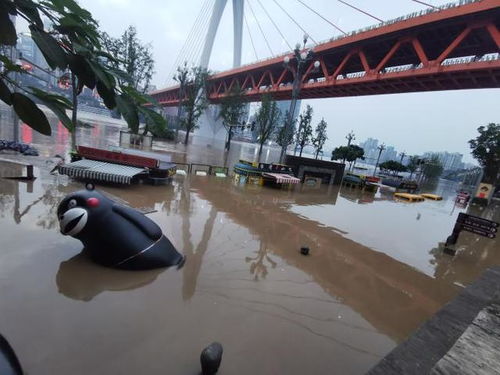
[79,0,499,163]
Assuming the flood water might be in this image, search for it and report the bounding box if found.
[1,113,499,374]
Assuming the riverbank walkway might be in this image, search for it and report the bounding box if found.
[368,266,500,374]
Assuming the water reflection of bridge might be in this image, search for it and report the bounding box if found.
[193,179,458,342]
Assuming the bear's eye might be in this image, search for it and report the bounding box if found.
[68,199,77,209]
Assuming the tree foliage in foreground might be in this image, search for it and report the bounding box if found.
[0,0,165,136]
[469,123,500,184]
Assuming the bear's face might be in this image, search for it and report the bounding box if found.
[57,188,113,238]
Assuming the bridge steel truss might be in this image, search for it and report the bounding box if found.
[151,0,500,106]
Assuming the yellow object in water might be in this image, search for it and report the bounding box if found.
[421,193,443,201]
[394,193,425,202]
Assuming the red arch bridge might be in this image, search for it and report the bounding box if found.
[150,0,500,106]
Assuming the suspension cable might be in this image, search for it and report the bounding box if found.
[411,0,440,10]
[337,0,383,23]
[171,0,211,69]
[247,0,274,56]
[167,0,213,84]
[296,0,347,35]
[255,0,293,50]
[183,0,214,69]
[271,0,318,44]
[244,7,259,60]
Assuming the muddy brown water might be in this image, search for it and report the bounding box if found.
[0,116,499,374]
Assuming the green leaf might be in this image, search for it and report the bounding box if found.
[68,54,96,89]
[11,92,51,135]
[29,26,67,70]
[13,0,43,28]
[138,106,166,130]
[121,86,150,105]
[88,60,114,89]
[29,87,72,109]
[0,9,17,45]
[116,95,139,133]
[36,96,74,132]
[96,80,116,109]
[107,67,133,85]
[0,79,12,105]
[0,56,23,73]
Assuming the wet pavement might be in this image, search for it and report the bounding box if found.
[0,115,499,374]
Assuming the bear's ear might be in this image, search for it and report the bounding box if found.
[85,183,95,191]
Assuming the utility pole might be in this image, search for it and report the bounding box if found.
[285,35,319,161]
[373,143,386,176]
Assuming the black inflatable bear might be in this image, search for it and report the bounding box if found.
[57,184,184,270]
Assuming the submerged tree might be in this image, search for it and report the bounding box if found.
[469,123,500,185]
[379,160,408,176]
[218,83,246,151]
[312,118,328,159]
[176,66,209,145]
[295,105,313,157]
[275,110,296,163]
[0,0,165,139]
[421,155,444,180]
[331,145,364,169]
[407,155,420,180]
[255,95,281,161]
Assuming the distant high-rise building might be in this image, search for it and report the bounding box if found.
[359,137,379,164]
[423,151,464,171]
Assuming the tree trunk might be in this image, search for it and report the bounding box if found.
[225,127,232,151]
[279,145,286,164]
[258,142,264,162]
[315,150,320,160]
[71,73,78,151]
[299,144,303,157]
[184,128,190,145]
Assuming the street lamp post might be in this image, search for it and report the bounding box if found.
[373,143,386,176]
[282,35,319,162]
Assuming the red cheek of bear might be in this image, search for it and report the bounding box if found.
[87,197,100,207]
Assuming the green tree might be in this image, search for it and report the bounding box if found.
[421,155,444,180]
[312,118,328,159]
[379,160,408,176]
[407,155,419,180]
[275,110,296,163]
[255,95,281,161]
[102,26,154,92]
[218,83,246,151]
[469,123,500,184]
[296,105,313,157]
[176,66,209,145]
[331,145,364,167]
[0,0,165,139]
[173,62,189,137]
